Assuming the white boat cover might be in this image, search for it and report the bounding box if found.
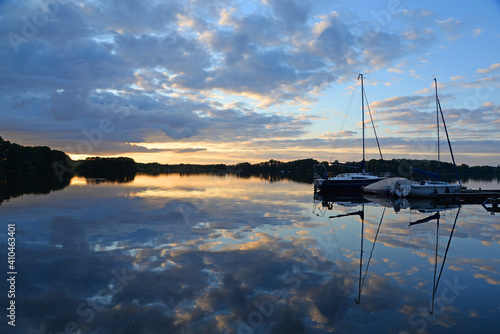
[364,177,412,197]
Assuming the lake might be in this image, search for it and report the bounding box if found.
[1,174,499,333]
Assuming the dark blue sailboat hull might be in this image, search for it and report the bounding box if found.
[315,177,385,193]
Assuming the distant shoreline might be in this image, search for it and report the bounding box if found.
[1,137,499,183]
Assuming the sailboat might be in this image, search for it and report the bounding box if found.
[314,74,387,192]
[408,78,461,197]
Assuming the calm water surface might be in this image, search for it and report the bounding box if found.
[1,174,499,333]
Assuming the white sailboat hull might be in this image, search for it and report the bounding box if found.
[408,182,461,197]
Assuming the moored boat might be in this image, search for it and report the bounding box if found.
[314,73,387,193]
[408,180,461,197]
[314,172,386,192]
[364,177,412,197]
[408,78,462,198]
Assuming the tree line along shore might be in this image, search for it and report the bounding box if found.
[1,137,498,184]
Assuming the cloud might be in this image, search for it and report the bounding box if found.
[0,0,486,161]
[401,27,436,51]
[362,31,406,69]
[89,0,182,34]
[268,0,312,32]
[320,130,357,139]
[388,68,403,74]
[477,63,500,74]
[172,148,207,153]
[354,76,500,165]
[436,17,464,41]
[371,95,427,109]
[451,75,466,81]
[312,12,355,69]
[472,28,483,38]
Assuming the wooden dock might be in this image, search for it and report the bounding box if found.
[432,189,500,204]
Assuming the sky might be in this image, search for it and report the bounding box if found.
[1,0,499,166]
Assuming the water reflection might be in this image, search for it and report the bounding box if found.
[311,191,499,332]
[319,193,463,316]
[0,173,136,207]
[82,175,136,184]
[0,174,499,333]
[0,175,71,206]
[482,198,500,214]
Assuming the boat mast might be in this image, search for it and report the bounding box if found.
[358,73,365,174]
[435,78,440,176]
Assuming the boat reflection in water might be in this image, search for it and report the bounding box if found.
[482,198,500,214]
[409,206,461,315]
[314,191,463,312]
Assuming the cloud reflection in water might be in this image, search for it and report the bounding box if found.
[0,174,499,333]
